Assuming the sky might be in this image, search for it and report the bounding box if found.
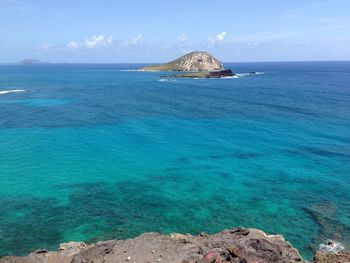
[0,0,349,63]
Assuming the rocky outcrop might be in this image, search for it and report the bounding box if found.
[313,251,350,263]
[140,51,224,71]
[161,69,235,79]
[1,227,349,263]
[19,59,47,65]
[304,202,350,253]
[0,228,308,263]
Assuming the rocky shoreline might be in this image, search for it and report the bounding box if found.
[1,227,349,263]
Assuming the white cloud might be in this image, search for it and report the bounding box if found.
[65,35,114,49]
[177,33,188,44]
[122,33,143,48]
[131,33,143,45]
[40,34,147,52]
[67,41,79,49]
[208,32,227,46]
[106,35,114,45]
[85,35,106,48]
[217,32,226,41]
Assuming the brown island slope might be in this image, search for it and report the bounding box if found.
[139,51,235,78]
[1,227,349,263]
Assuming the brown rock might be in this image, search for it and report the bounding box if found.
[312,251,350,263]
[170,233,193,244]
[71,240,116,263]
[0,228,311,263]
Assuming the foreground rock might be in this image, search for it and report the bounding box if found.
[1,228,349,263]
[313,251,350,263]
[140,51,224,72]
[0,228,309,263]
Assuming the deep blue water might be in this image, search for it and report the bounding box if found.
[0,62,349,258]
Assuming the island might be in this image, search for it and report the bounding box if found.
[19,59,49,65]
[140,51,235,79]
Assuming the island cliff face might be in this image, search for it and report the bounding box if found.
[1,227,348,263]
[141,51,224,71]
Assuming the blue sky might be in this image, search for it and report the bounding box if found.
[0,0,349,63]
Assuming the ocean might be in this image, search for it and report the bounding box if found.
[0,62,349,259]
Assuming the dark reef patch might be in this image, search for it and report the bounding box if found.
[304,202,350,252]
[175,157,191,164]
[286,146,350,159]
[302,146,350,158]
[0,179,255,256]
[217,172,231,179]
[197,150,262,161]
[253,101,317,117]
[146,173,184,183]
[232,152,260,159]
[0,177,345,259]
[0,197,66,256]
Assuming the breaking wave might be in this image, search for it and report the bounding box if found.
[0,89,26,95]
[158,78,177,82]
[319,240,345,253]
[236,72,265,77]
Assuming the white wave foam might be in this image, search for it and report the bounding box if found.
[157,72,264,81]
[235,72,265,77]
[208,76,241,79]
[158,78,176,82]
[0,89,26,95]
[319,240,344,253]
[222,75,240,79]
[236,73,250,77]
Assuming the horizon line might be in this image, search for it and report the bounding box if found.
[1,59,350,65]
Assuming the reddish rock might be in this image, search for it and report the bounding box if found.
[0,227,335,263]
[203,251,222,263]
[312,251,350,263]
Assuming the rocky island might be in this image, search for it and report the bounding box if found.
[1,228,349,263]
[140,51,234,79]
[140,51,223,72]
[19,59,48,65]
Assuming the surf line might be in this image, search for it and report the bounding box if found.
[0,89,26,95]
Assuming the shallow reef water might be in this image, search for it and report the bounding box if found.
[0,62,349,259]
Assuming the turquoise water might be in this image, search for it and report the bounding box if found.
[0,62,349,258]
